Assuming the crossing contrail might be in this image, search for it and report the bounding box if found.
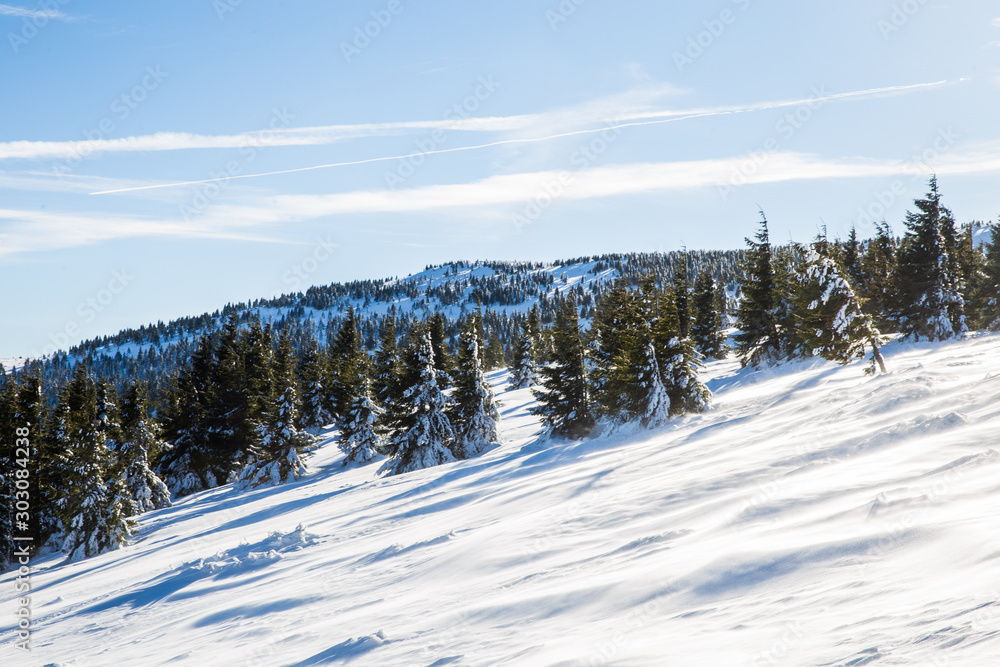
[90,80,954,196]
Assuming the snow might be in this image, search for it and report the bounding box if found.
[5,335,1000,665]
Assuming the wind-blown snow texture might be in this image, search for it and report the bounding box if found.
[5,334,1000,666]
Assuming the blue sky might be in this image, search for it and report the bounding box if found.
[2,0,999,358]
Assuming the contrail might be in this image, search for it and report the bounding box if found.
[90,80,952,196]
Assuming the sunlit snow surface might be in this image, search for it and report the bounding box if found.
[5,334,1000,666]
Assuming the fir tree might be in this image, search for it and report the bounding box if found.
[793,247,888,374]
[329,306,366,421]
[860,221,899,332]
[590,281,646,421]
[209,314,263,482]
[298,338,333,431]
[531,296,595,439]
[674,254,692,339]
[896,177,967,340]
[483,330,506,370]
[691,271,728,360]
[508,321,540,390]
[159,333,219,497]
[639,340,671,429]
[237,334,313,489]
[654,291,712,415]
[95,380,121,452]
[383,324,426,435]
[55,368,133,561]
[955,222,987,328]
[118,382,171,515]
[841,225,864,287]
[15,375,54,546]
[427,312,455,383]
[338,373,385,465]
[735,214,785,366]
[451,315,501,459]
[981,224,1000,330]
[380,332,457,476]
[241,318,275,441]
[373,311,403,409]
[526,305,546,363]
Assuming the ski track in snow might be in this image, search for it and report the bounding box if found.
[4,335,1000,666]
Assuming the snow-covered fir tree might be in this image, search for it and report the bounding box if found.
[452,315,501,459]
[691,271,728,360]
[118,382,171,515]
[380,332,457,476]
[980,224,1000,331]
[427,312,456,384]
[859,221,899,331]
[338,374,384,465]
[896,177,967,340]
[674,253,693,338]
[639,341,671,429]
[653,290,713,416]
[55,368,133,561]
[735,214,787,367]
[328,306,365,422]
[508,322,540,390]
[159,335,219,497]
[298,340,333,431]
[590,280,648,422]
[95,380,121,452]
[373,311,403,409]
[793,247,888,374]
[531,296,595,439]
[237,335,314,489]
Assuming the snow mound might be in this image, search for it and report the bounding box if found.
[191,524,320,575]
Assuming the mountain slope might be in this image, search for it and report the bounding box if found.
[13,252,742,407]
[5,334,1000,666]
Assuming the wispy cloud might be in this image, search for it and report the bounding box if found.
[86,80,957,196]
[0,208,281,256]
[0,3,72,20]
[3,80,954,169]
[8,142,1000,256]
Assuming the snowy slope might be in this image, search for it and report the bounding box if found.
[5,334,1000,666]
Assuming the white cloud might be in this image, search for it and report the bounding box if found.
[992,17,1000,27]
[10,143,1000,257]
[2,80,952,167]
[0,208,280,256]
[0,3,71,20]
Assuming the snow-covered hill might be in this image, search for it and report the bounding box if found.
[5,334,1000,666]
